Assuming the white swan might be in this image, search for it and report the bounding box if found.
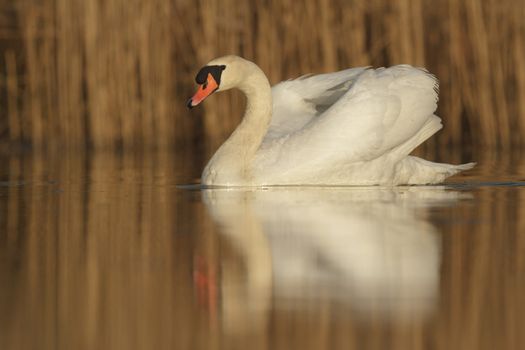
[187,55,474,186]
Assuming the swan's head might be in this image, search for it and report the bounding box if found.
[187,55,257,108]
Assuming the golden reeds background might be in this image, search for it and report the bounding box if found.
[2,2,525,349]
[1,0,525,152]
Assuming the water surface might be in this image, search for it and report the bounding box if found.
[0,150,524,350]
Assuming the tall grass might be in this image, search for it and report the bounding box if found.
[1,0,524,152]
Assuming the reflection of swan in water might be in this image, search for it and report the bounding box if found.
[201,187,467,332]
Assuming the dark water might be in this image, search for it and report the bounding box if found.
[0,149,524,350]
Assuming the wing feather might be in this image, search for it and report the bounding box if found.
[256,65,439,182]
[265,67,368,141]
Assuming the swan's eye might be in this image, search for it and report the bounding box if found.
[202,81,208,89]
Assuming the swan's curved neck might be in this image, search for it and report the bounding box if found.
[203,65,272,185]
[234,68,272,154]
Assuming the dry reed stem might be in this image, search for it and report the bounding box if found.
[4,50,19,141]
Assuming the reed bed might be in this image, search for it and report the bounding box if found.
[0,0,524,152]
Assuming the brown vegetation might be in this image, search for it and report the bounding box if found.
[1,0,524,153]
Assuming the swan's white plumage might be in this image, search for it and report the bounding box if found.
[266,67,367,140]
[197,56,474,186]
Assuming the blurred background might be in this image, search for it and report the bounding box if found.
[0,0,524,155]
[1,2,525,350]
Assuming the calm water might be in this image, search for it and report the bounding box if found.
[0,149,524,350]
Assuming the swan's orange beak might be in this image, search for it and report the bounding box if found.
[187,73,219,109]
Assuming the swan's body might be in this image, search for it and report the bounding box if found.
[188,55,474,186]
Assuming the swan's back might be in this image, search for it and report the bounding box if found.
[265,67,368,141]
[254,65,472,185]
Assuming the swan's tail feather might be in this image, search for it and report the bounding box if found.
[395,157,476,185]
[450,162,477,172]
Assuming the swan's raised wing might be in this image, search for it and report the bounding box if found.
[256,65,440,183]
[265,67,368,141]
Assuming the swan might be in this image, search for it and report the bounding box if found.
[187,55,475,186]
